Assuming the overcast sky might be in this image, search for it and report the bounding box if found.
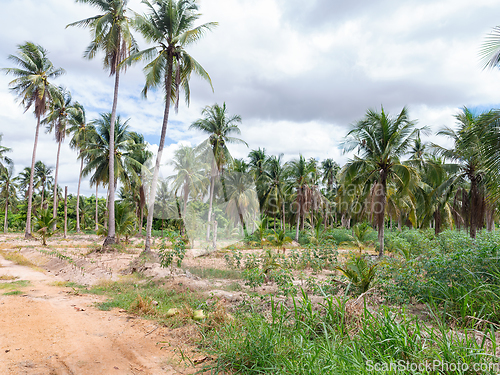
[1,0,500,196]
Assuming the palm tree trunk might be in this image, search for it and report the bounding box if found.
[145,52,174,253]
[104,62,121,246]
[139,185,145,236]
[76,156,83,232]
[470,177,478,239]
[281,201,285,230]
[95,184,99,232]
[41,186,45,210]
[64,186,68,238]
[377,172,387,257]
[4,192,8,234]
[295,208,300,242]
[25,115,41,239]
[52,139,62,230]
[206,162,216,242]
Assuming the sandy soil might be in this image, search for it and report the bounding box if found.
[0,237,204,375]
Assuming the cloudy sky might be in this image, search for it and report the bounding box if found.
[1,0,500,196]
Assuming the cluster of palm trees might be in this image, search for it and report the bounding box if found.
[2,0,500,255]
[3,0,216,250]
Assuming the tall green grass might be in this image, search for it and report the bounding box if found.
[202,292,499,374]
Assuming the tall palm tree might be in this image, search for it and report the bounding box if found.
[34,161,54,210]
[82,113,141,206]
[190,103,247,242]
[321,158,340,194]
[129,0,217,252]
[127,132,153,233]
[343,106,420,256]
[224,171,258,238]
[68,0,138,245]
[68,102,94,232]
[285,155,316,242]
[262,154,286,230]
[3,42,65,238]
[433,107,493,238]
[248,148,267,210]
[43,87,77,225]
[168,145,207,218]
[0,164,17,233]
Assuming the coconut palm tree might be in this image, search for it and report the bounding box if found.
[248,148,267,210]
[321,158,340,194]
[285,155,316,242]
[168,145,207,218]
[126,132,153,234]
[128,0,217,252]
[82,113,142,205]
[3,42,65,238]
[190,103,247,242]
[343,106,420,256]
[34,161,54,210]
[433,107,493,238]
[262,154,286,230]
[68,0,138,245]
[68,102,94,232]
[43,87,78,226]
[0,164,17,233]
[224,171,258,238]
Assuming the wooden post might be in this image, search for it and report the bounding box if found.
[64,186,68,239]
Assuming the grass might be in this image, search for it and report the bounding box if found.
[49,281,87,288]
[3,290,23,296]
[201,292,500,374]
[186,266,242,280]
[72,276,208,327]
[0,280,31,290]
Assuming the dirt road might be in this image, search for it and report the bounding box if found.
[0,255,197,375]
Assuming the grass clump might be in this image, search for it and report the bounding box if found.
[79,278,206,325]
[3,290,23,296]
[0,280,31,290]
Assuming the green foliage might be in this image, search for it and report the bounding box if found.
[114,201,136,243]
[379,229,500,326]
[33,208,57,246]
[340,222,375,252]
[267,229,292,251]
[335,254,378,293]
[242,267,265,290]
[158,232,187,276]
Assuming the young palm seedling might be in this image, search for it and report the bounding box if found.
[34,208,57,246]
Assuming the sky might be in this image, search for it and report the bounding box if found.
[1,0,500,197]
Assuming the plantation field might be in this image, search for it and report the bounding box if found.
[1,229,500,374]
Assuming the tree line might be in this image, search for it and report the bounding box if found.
[1,0,500,256]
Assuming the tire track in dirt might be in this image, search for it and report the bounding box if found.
[0,254,195,375]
